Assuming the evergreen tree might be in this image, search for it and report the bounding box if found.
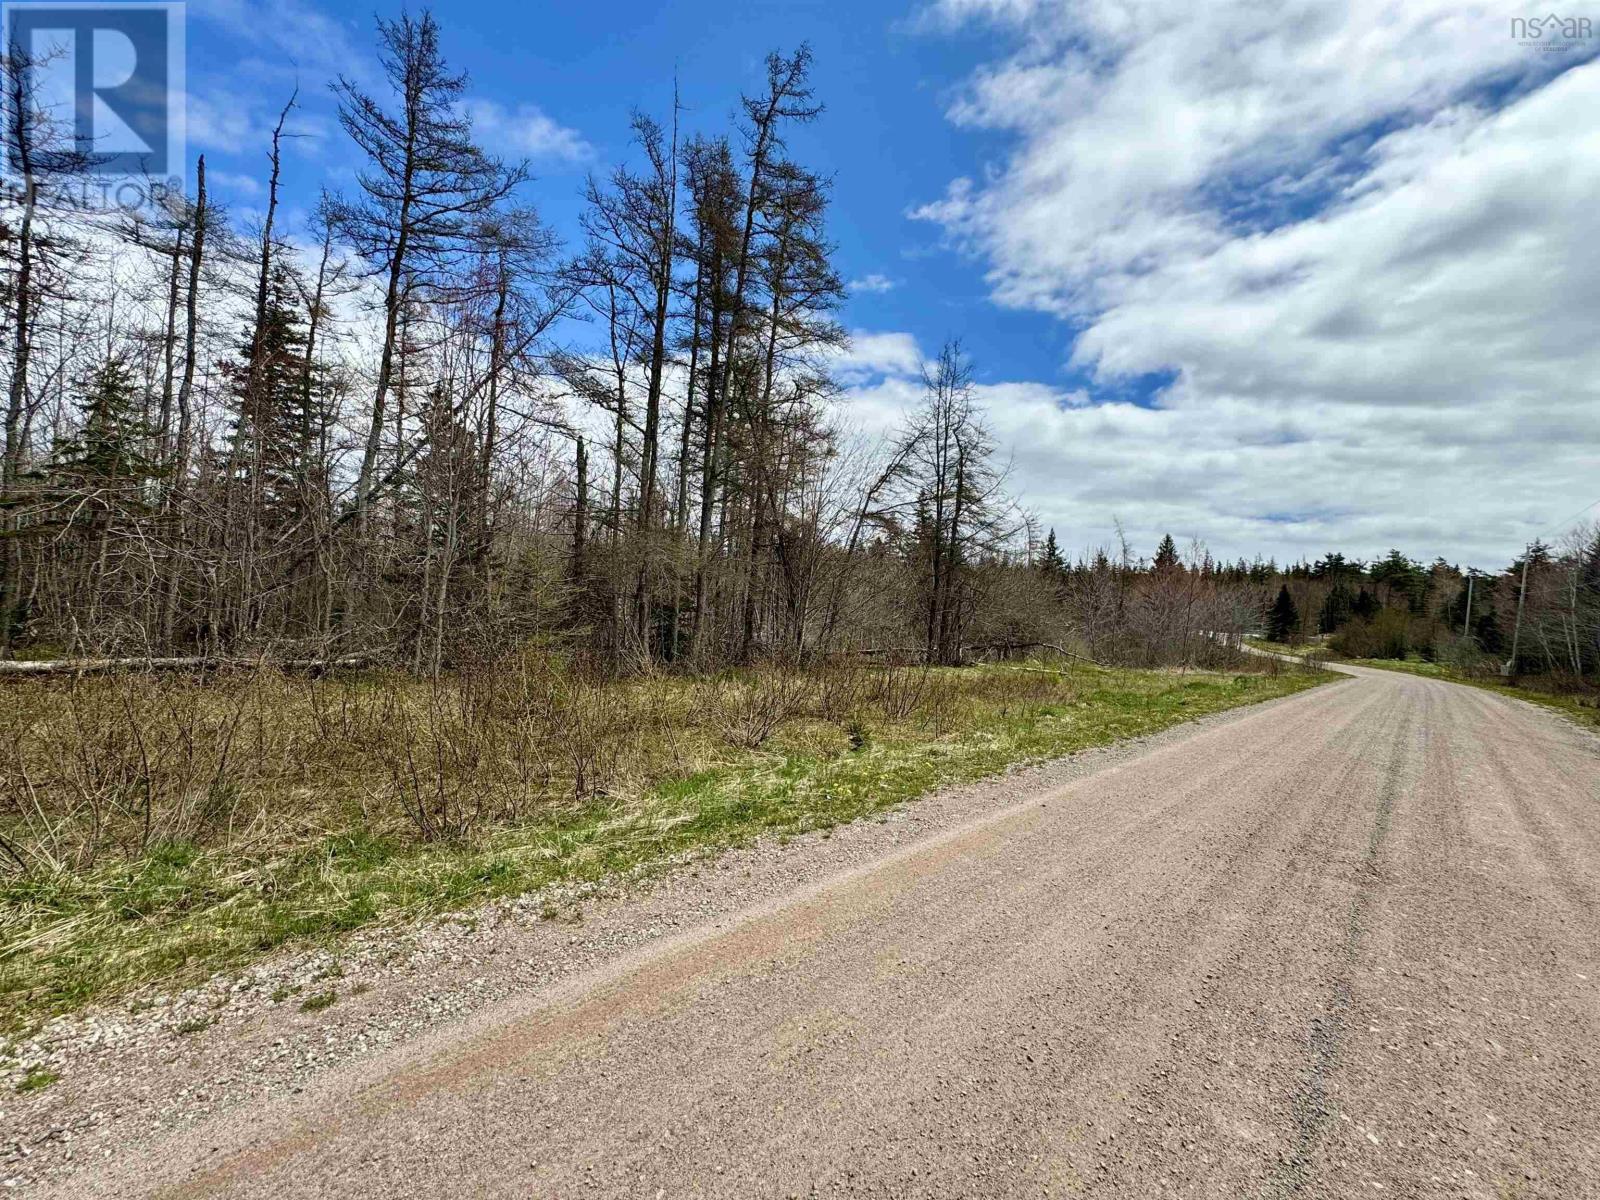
[1039,528,1065,579]
[51,360,160,501]
[1267,584,1300,642]
[332,10,526,523]
[1444,575,1493,637]
[1474,606,1504,655]
[1583,532,1600,592]
[1517,540,1553,572]
[226,264,318,520]
[40,358,163,628]
[1352,588,1380,621]
[1318,580,1353,633]
[1153,533,1178,573]
[1371,548,1426,613]
[1312,552,1357,580]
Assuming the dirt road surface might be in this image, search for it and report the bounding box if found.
[51,666,1600,1198]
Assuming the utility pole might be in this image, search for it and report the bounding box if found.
[1506,547,1531,675]
[1461,573,1474,639]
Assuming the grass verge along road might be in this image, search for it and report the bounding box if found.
[1,661,1324,1028]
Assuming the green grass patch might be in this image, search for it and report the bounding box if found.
[15,1067,58,1094]
[0,662,1324,1028]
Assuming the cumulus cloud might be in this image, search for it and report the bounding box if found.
[848,273,900,294]
[207,169,263,196]
[184,81,333,160]
[462,100,595,166]
[829,330,926,386]
[197,0,362,78]
[910,0,1600,567]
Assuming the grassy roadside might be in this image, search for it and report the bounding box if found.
[1243,637,1328,660]
[1341,657,1600,728]
[1,661,1326,1028]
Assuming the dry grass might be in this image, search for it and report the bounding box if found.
[0,653,1326,1025]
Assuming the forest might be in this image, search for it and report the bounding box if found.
[2,12,1591,687]
[1247,540,1600,688]
[0,11,1327,678]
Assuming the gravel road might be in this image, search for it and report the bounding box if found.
[34,665,1600,1198]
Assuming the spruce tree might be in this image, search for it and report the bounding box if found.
[51,360,160,502]
[1268,584,1300,643]
[332,10,527,523]
[1153,533,1178,572]
[42,359,163,627]
[1040,528,1065,579]
[226,265,320,521]
[1318,580,1352,633]
[1474,606,1504,655]
[1371,548,1427,613]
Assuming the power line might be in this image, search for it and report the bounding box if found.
[1532,494,1600,542]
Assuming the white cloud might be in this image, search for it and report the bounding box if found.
[848,273,899,294]
[185,91,255,153]
[207,169,263,196]
[196,0,361,78]
[462,100,594,166]
[911,0,1600,567]
[184,80,333,161]
[829,330,926,386]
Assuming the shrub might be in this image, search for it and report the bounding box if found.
[714,668,812,750]
[1330,608,1417,660]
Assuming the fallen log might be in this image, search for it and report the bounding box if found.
[0,653,378,678]
[835,642,1101,666]
[974,641,1100,665]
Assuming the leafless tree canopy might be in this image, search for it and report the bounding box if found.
[5,14,1588,690]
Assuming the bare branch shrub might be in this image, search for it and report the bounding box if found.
[714,667,813,750]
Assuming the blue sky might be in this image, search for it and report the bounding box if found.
[186,0,1079,387]
[181,0,1600,569]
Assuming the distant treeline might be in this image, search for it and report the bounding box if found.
[1234,541,1600,687]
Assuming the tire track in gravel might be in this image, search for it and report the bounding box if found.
[1054,680,1405,1198]
[1305,672,1600,1199]
[1271,685,1416,1196]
